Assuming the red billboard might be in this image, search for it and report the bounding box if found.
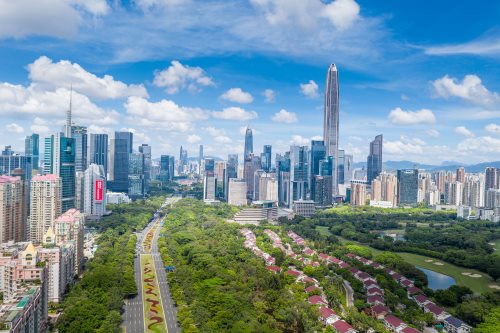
[95,180,103,201]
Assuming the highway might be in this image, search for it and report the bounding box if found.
[123,200,180,333]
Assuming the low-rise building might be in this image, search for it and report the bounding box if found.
[443,316,472,333]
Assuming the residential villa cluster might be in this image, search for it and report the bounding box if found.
[240,228,473,333]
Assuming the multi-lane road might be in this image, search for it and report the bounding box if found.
[123,200,180,333]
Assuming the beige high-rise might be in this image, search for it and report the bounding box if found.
[30,174,62,244]
[0,176,25,244]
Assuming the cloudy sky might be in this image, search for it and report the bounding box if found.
[1,0,500,164]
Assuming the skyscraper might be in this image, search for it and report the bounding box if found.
[0,176,25,244]
[323,64,340,195]
[89,134,108,178]
[110,131,133,192]
[25,134,39,171]
[139,144,151,194]
[310,140,326,177]
[244,155,261,199]
[198,145,204,174]
[397,169,419,206]
[71,126,88,173]
[485,167,499,191]
[244,128,253,160]
[224,154,238,199]
[128,152,144,198]
[456,167,465,183]
[367,134,383,185]
[160,155,173,182]
[289,146,308,206]
[30,174,62,244]
[83,164,106,218]
[261,145,272,172]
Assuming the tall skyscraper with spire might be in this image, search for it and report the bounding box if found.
[244,128,253,160]
[367,134,383,185]
[64,86,73,138]
[323,64,340,195]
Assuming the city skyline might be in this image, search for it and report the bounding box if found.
[1,1,500,164]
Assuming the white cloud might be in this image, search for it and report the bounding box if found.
[212,107,258,121]
[458,136,500,154]
[388,107,436,125]
[220,88,253,104]
[251,0,359,30]
[120,127,151,143]
[384,139,424,155]
[153,60,214,94]
[187,134,201,143]
[400,94,409,101]
[0,83,120,125]
[135,0,189,11]
[87,124,113,135]
[311,135,323,141]
[263,89,275,102]
[290,135,310,146]
[321,0,360,30]
[272,109,298,123]
[424,34,500,56]
[124,96,208,130]
[6,123,24,134]
[30,117,50,134]
[204,126,232,144]
[0,0,109,39]
[454,126,475,138]
[300,80,319,98]
[27,56,148,100]
[432,74,500,108]
[485,123,500,135]
[214,135,232,143]
[426,129,440,138]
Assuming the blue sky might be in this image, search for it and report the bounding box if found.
[1,0,500,164]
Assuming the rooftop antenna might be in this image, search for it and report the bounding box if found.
[65,84,73,138]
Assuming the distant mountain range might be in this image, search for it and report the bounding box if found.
[354,160,500,173]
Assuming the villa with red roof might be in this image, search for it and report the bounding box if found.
[332,320,358,333]
[424,303,448,321]
[367,295,385,306]
[368,305,390,319]
[401,327,422,333]
[305,285,320,293]
[308,295,328,306]
[384,315,407,332]
[367,286,384,296]
[319,307,340,325]
[266,265,281,273]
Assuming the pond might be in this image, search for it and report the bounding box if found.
[417,266,456,290]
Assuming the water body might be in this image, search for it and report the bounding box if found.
[417,266,456,290]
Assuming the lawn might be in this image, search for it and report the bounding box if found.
[334,235,499,294]
[396,252,499,294]
[316,226,332,236]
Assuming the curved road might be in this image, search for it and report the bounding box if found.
[123,201,179,333]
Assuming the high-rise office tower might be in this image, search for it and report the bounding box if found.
[204,158,215,174]
[83,164,106,218]
[75,171,84,212]
[261,145,272,172]
[397,169,419,206]
[253,169,265,201]
[139,144,151,194]
[71,126,87,173]
[198,145,204,175]
[310,140,326,177]
[337,149,346,185]
[344,154,353,184]
[179,146,188,172]
[160,155,173,182]
[456,167,465,184]
[89,134,108,178]
[224,154,238,199]
[289,146,308,206]
[215,161,225,182]
[244,128,253,160]
[25,134,39,172]
[485,167,499,191]
[0,176,25,244]
[110,131,133,192]
[312,175,332,207]
[244,155,261,199]
[128,152,144,198]
[276,153,290,206]
[0,150,33,181]
[203,174,217,201]
[44,133,76,212]
[323,64,340,195]
[367,134,383,185]
[30,174,62,244]
[258,173,278,202]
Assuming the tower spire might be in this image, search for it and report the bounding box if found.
[65,84,73,137]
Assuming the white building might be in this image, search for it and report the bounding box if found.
[203,174,217,202]
[84,164,107,218]
[293,200,315,217]
[228,178,247,206]
[106,191,131,204]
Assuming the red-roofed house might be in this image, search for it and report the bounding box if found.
[301,276,318,285]
[319,307,340,325]
[339,262,350,269]
[285,269,302,278]
[355,271,371,281]
[363,279,378,289]
[305,285,320,293]
[424,303,448,321]
[413,294,431,307]
[384,315,407,332]
[346,253,356,258]
[390,272,403,281]
[319,253,329,260]
[266,265,281,273]
[400,279,414,288]
[349,267,360,274]
[370,262,383,269]
[332,320,357,333]
[369,305,390,319]
[367,295,385,306]
[308,295,328,306]
[406,286,422,296]
[401,327,421,333]
[367,287,384,296]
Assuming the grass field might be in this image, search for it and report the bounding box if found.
[489,239,500,254]
[332,233,499,294]
[396,252,498,294]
